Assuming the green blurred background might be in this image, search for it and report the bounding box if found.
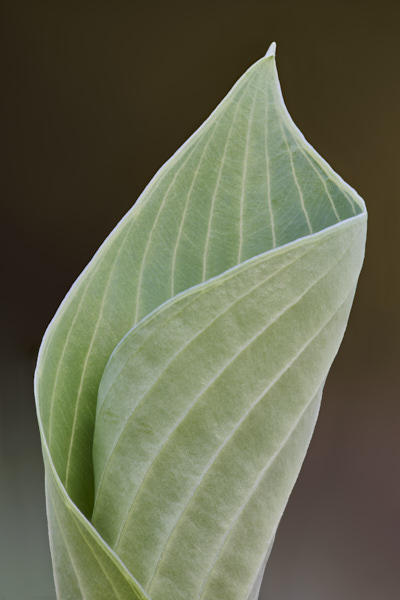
[1,1,399,598]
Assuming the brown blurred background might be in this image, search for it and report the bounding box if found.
[1,1,399,598]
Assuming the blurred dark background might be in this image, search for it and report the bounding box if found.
[1,1,399,598]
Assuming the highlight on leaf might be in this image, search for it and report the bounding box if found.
[34,42,367,600]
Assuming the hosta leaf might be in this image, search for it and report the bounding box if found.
[34,43,367,600]
[92,217,365,600]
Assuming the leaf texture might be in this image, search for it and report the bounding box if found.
[35,43,367,600]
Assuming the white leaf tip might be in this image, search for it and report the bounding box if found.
[265,42,276,58]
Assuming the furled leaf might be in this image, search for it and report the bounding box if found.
[35,43,367,600]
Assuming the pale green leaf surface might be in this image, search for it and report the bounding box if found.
[34,43,367,600]
[92,218,365,600]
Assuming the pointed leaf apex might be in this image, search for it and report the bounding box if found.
[265,42,276,58]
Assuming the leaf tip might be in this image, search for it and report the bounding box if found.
[265,41,276,58]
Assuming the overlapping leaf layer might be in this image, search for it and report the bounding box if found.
[35,44,366,600]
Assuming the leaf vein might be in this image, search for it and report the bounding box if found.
[171,122,219,296]
[238,90,258,262]
[202,99,243,280]
[278,114,313,234]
